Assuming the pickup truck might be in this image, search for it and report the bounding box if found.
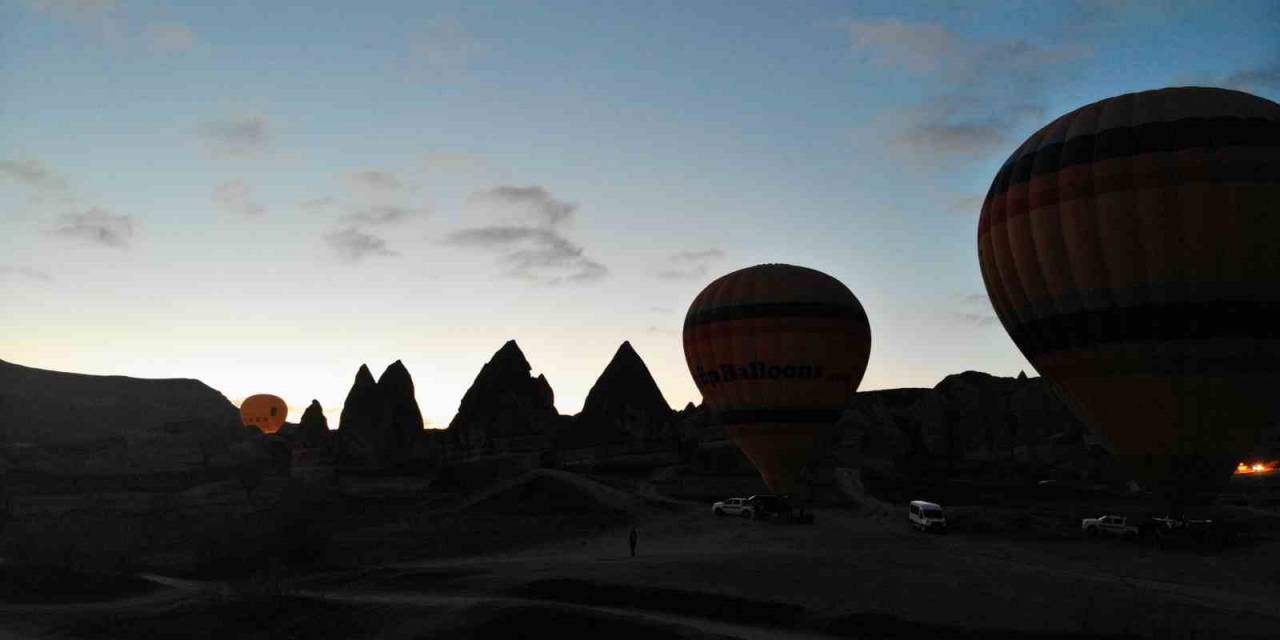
[1081,515,1139,538]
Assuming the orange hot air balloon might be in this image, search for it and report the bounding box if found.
[240,394,288,434]
[978,87,1280,509]
[683,264,871,494]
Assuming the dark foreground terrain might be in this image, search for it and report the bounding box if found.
[2,469,1278,640]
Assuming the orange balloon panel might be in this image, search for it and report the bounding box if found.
[240,394,288,434]
[683,264,872,493]
[978,87,1280,501]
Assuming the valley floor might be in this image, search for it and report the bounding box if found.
[3,494,1279,639]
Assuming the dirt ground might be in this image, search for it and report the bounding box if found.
[4,482,1279,640]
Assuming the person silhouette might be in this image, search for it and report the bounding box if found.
[628,526,638,557]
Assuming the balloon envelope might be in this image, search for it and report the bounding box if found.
[683,264,871,493]
[977,86,1280,504]
[240,394,288,434]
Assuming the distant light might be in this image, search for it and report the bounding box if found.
[1236,461,1276,475]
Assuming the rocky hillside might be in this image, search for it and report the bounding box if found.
[0,358,246,476]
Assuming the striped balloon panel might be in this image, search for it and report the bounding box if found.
[683,264,871,493]
[977,86,1280,495]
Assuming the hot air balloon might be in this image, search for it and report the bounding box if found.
[977,86,1280,513]
[240,394,288,434]
[683,264,871,495]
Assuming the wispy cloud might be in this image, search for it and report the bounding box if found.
[326,228,397,262]
[656,248,724,280]
[52,208,134,249]
[198,115,271,156]
[953,293,997,326]
[146,22,195,52]
[948,193,987,216]
[347,169,406,192]
[342,204,430,226]
[301,196,336,211]
[468,185,576,227]
[0,265,54,283]
[27,0,116,22]
[0,158,72,196]
[844,18,1090,163]
[444,224,607,284]
[213,180,265,217]
[1221,63,1280,93]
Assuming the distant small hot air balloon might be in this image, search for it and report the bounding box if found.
[978,86,1280,512]
[683,264,871,494]
[240,394,288,434]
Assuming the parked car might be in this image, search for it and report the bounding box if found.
[746,494,793,520]
[1081,515,1139,538]
[908,500,947,532]
[712,497,755,518]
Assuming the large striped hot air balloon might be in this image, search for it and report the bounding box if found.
[978,86,1280,511]
[683,264,871,494]
[240,394,288,434]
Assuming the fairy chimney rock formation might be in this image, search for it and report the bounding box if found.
[337,361,425,466]
[568,341,675,447]
[446,340,560,454]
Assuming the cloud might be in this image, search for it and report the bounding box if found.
[450,185,602,283]
[845,19,1090,163]
[213,180,265,217]
[953,293,998,326]
[52,208,134,248]
[1221,63,1280,93]
[410,19,475,73]
[469,185,576,227]
[951,312,999,327]
[146,22,195,52]
[671,249,725,262]
[0,265,54,283]
[656,264,710,280]
[444,225,607,284]
[301,196,336,210]
[198,115,271,156]
[656,248,724,280]
[947,193,988,215]
[342,204,430,226]
[326,228,397,262]
[27,0,115,20]
[347,169,406,192]
[0,158,71,196]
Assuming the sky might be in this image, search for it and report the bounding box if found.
[3,0,1278,428]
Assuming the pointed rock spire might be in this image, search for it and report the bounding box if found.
[337,361,426,466]
[297,399,329,447]
[568,341,675,447]
[447,340,560,454]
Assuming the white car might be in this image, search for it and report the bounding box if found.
[712,497,756,518]
[908,500,947,532]
[1081,515,1139,538]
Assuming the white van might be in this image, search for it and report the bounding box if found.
[909,500,947,533]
